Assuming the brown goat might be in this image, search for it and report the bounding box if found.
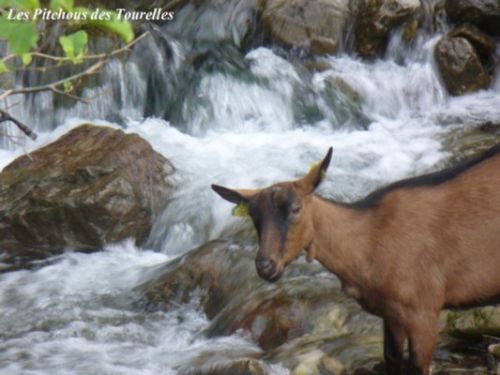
[212,146,500,375]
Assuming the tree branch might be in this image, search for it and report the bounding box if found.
[0,110,38,140]
[8,58,106,96]
[2,32,149,66]
[0,32,150,101]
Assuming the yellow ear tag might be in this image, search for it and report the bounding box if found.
[309,162,326,179]
[232,202,250,217]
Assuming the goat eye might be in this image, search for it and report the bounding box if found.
[291,204,301,215]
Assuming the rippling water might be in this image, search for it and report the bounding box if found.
[1,3,500,373]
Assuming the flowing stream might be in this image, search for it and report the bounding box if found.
[1,1,500,373]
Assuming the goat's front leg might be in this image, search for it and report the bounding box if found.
[384,319,406,375]
[406,312,439,375]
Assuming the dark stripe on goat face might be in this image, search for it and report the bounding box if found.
[248,186,297,255]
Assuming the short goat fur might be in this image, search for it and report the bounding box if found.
[212,146,500,375]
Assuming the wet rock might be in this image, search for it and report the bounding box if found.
[206,274,381,351]
[445,0,500,35]
[353,0,422,58]
[141,240,327,318]
[490,343,500,359]
[319,76,370,129]
[270,334,383,375]
[448,24,496,65]
[434,35,491,95]
[445,306,500,339]
[180,358,268,375]
[140,239,382,353]
[262,0,349,55]
[441,122,500,163]
[488,343,500,374]
[0,124,173,268]
[141,240,265,318]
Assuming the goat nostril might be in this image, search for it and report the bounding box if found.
[256,256,276,275]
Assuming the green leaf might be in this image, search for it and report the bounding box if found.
[24,0,39,10]
[49,0,73,11]
[20,53,31,65]
[0,16,12,38]
[59,30,88,64]
[7,21,38,55]
[0,0,40,10]
[0,60,9,74]
[89,11,134,43]
[63,80,73,92]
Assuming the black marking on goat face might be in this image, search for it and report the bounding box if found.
[249,186,296,243]
[249,186,298,281]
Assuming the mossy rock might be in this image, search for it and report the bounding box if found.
[0,124,173,269]
[446,306,500,339]
[442,122,500,164]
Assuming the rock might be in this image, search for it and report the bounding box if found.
[441,122,500,164]
[140,239,380,352]
[141,240,265,318]
[206,277,343,350]
[205,273,381,351]
[488,344,500,375]
[446,306,500,339]
[434,35,491,95]
[141,240,326,319]
[271,334,383,375]
[490,343,500,359]
[353,0,422,58]
[448,23,496,64]
[445,0,500,35]
[262,0,349,55]
[0,124,173,268]
[319,76,370,129]
[179,358,268,375]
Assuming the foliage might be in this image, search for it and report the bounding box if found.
[0,0,134,72]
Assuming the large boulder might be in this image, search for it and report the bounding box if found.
[262,0,349,55]
[353,0,422,58]
[445,0,500,35]
[0,124,173,267]
[434,34,491,95]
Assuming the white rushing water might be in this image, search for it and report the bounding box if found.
[1,25,500,374]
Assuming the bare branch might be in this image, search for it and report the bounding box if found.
[0,110,38,140]
[50,86,90,103]
[0,90,13,102]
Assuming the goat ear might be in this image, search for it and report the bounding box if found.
[296,147,332,195]
[211,185,259,203]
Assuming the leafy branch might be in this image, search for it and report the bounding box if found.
[0,0,144,140]
[0,32,149,103]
